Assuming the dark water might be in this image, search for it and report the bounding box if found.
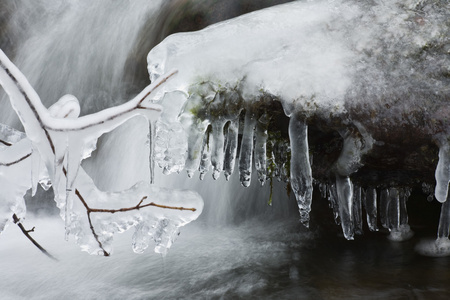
[1,209,449,300]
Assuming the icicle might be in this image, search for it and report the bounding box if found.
[239,109,256,187]
[254,113,269,185]
[223,119,239,180]
[184,120,209,178]
[148,120,156,184]
[210,121,226,180]
[288,112,313,227]
[132,222,151,254]
[435,138,450,203]
[336,175,354,240]
[399,188,410,226]
[438,198,450,239]
[328,183,341,225]
[387,187,413,241]
[379,188,390,229]
[30,145,41,196]
[198,127,212,180]
[387,187,400,231]
[353,185,363,235]
[363,187,378,232]
[417,193,450,256]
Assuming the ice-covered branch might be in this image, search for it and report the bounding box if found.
[0,49,203,256]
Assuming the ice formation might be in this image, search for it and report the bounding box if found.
[0,49,203,256]
[147,0,449,244]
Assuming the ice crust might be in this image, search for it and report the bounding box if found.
[147,0,448,241]
[0,49,203,255]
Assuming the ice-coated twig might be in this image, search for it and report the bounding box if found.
[0,49,202,256]
[13,214,58,261]
[75,191,197,256]
[0,152,32,167]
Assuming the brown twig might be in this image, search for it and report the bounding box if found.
[0,152,32,166]
[74,191,196,256]
[0,138,12,146]
[12,214,58,261]
[88,196,197,213]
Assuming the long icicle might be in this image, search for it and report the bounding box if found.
[239,109,256,187]
[353,185,363,235]
[210,121,227,180]
[435,138,450,203]
[254,114,269,186]
[364,187,378,232]
[288,112,313,228]
[336,175,354,240]
[438,198,450,239]
[223,119,239,180]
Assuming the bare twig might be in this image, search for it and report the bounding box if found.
[0,138,12,146]
[89,196,197,213]
[12,214,58,261]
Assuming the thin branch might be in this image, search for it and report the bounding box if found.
[0,137,33,166]
[88,196,197,213]
[0,152,32,166]
[12,214,58,261]
[137,70,178,106]
[86,212,110,256]
[75,189,109,256]
[0,139,12,146]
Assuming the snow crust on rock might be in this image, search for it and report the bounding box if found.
[147,0,448,241]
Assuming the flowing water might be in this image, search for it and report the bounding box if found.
[1,1,449,299]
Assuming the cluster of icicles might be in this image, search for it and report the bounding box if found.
[155,81,450,250]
